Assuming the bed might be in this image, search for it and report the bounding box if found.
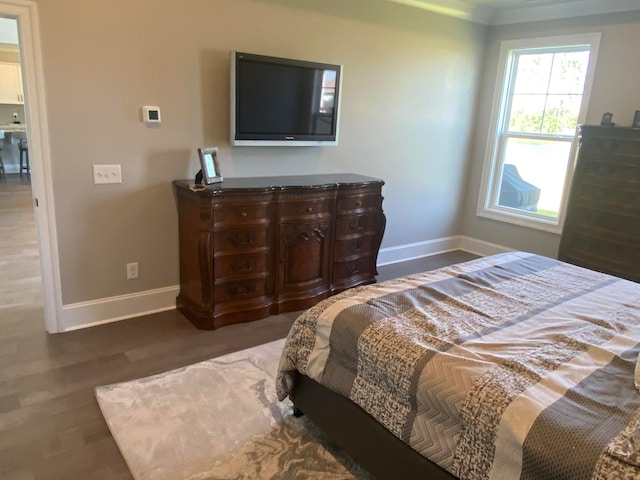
[276,252,640,479]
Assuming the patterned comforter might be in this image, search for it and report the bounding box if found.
[276,252,640,479]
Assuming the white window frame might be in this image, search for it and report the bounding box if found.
[476,33,601,234]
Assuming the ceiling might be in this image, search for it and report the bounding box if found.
[387,0,640,25]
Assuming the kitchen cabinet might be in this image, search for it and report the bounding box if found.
[0,62,24,104]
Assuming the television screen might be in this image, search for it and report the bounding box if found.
[230,51,342,146]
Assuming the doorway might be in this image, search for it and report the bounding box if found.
[0,2,61,333]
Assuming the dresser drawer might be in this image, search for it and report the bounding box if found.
[569,206,639,238]
[580,159,640,185]
[581,136,640,157]
[560,232,640,282]
[575,183,640,212]
[214,253,269,279]
[213,228,269,252]
[337,194,380,212]
[334,235,375,260]
[336,214,375,237]
[214,277,268,303]
[563,231,640,264]
[213,203,270,226]
[333,256,374,280]
[280,198,333,219]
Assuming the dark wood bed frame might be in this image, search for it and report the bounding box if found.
[291,375,456,479]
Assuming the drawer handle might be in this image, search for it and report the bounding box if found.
[228,232,256,246]
[228,284,256,297]
[298,226,328,242]
[349,220,364,231]
[306,207,313,213]
[348,241,361,253]
[346,263,360,275]
[355,201,362,207]
[240,212,248,217]
[230,260,255,273]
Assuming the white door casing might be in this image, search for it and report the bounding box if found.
[5,0,62,333]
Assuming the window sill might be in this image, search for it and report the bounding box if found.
[477,207,563,235]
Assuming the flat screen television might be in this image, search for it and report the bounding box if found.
[230,51,342,146]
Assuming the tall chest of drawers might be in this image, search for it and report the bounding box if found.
[174,174,386,329]
[558,125,640,282]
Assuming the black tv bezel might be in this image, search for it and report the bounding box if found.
[230,51,342,147]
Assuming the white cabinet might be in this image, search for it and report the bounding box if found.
[0,63,23,104]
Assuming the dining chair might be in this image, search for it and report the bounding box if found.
[19,137,29,176]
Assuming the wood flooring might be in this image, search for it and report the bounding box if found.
[0,174,478,479]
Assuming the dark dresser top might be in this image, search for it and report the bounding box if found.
[173,173,384,194]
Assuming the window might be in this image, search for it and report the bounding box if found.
[477,34,600,233]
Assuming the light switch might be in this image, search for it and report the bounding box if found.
[93,164,122,184]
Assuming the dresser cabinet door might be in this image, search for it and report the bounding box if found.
[278,221,332,294]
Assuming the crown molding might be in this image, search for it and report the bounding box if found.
[387,0,640,25]
[490,0,640,25]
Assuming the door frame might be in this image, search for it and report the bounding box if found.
[5,0,62,333]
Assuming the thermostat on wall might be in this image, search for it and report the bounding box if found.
[142,106,161,123]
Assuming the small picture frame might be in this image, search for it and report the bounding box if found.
[197,147,222,184]
[600,112,614,126]
[633,110,640,128]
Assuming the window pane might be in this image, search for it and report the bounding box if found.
[320,70,336,114]
[541,94,582,135]
[513,53,553,94]
[508,94,546,133]
[548,51,590,94]
[497,137,572,217]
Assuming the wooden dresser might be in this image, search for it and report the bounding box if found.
[174,174,386,329]
[558,125,639,282]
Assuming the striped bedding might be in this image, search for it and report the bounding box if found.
[276,252,640,479]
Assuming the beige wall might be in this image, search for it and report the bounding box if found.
[33,0,486,305]
[460,11,640,258]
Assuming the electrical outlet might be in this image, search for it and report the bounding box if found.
[126,262,139,280]
[93,164,122,184]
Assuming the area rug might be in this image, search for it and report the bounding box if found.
[95,338,372,480]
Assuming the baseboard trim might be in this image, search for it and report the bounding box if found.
[458,235,514,257]
[377,236,462,266]
[377,235,512,265]
[60,236,512,331]
[61,285,179,332]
